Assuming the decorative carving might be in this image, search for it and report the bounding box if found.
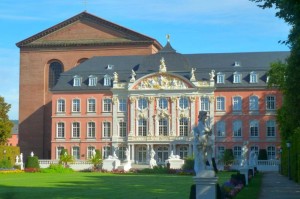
[148,96,155,103]
[209,96,215,102]
[129,96,136,103]
[171,96,177,103]
[113,72,118,83]
[137,74,188,90]
[130,70,136,82]
[209,70,215,81]
[190,68,196,81]
[159,57,167,73]
[112,97,118,105]
[189,96,196,102]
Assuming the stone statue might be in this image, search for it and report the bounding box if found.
[30,151,34,157]
[113,72,118,83]
[16,155,19,163]
[249,149,256,167]
[194,111,215,176]
[130,69,136,82]
[125,148,130,161]
[209,70,215,81]
[190,68,196,81]
[240,141,249,167]
[159,57,167,73]
[149,148,157,168]
[20,153,23,163]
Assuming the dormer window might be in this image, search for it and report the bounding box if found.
[234,61,241,67]
[250,71,258,83]
[107,65,114,70]
[104,75,112,86]
[88,75,97,86]
[217,72,225,84]
[233,72,242,83]
[73,75,81,87]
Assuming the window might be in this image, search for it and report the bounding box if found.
[233,72,242,83]
[266,120,276,137]
[179,97,189,109]
[118,146,126,161]
[250,71,258,83]
[233,96,242,111]
[72,99,80,112]
[159,118,168,136]
[87,146,95,159]
[119,98,127,112]
[179,146,188,159]
[57,99,65,113]
[103,122,111,137]
[119,121,127,137]
[250,120,259,137]
[217,146,225,159]
[200,96,210,111]
[233,146,242,159]
[103,146,111,159]
[138,98,148,110]
[179,118,189,136]
[57,122,65,138]
[103,98,112,112]
[87,98,96,112]
[249,96,259,111]
[158,98,168,109]
[88,75,97,86]
[104,75,111,86]
[56,146,64,159]
[216,97,225,111]
[87,122,95,138]
[267,146,276,160]
[216,121,226,137]
[49,61,63,88]
[217,72,225,84]
[233,120,242,137]
[73,75,82,86]
[138,119,147,136]
[72,122,80,138]
[72,146,80,159]
[266,95,276,110]
[250,146,259,155]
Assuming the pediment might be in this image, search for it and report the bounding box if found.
[17,12,160,48]
[132,73,193,90]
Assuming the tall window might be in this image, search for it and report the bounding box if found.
[267,146,276,160]
[87,98,96,112]
[217,146,225,160]
[216,121,226,137]
[103,122,111,137]
[103,146,111,159]
[138,119,147,136]
[87,146,95,159]
[266,120,276,137]
[233,72,242,83]
[233,96,242,111]
[49,61,63,88]
[72,146,80,160]
[87,122,96,138]
[200,97,210,111]
[119,98,127,112]
[250,71,258,83]
[88,75,97,86]
[249,96,259,111]
[179,97,189,109]
[217,72,225,84]
[179,146,188,159]
[158,98,168,109]
[250,120,259,137]
[103,75,111,86]
[233,120,242,137]
[118,146,126,161]
[103,99,112,112]
[56,146,64,159]
[119,121,127,137]
[266,95,276,110]
[72,99,80,112]
[57,99,65,113]
[73,75,82,87]
[179,118,189,136]
[159,118,168,136]
[250,146,259,155]
[57,122,65,138]
[233,146,242,159]
[138,98,148,110]
[72,122,80,138]
[216,97,225,111]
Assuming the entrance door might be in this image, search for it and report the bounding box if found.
[157,146,169,164]
[137,146,147,164]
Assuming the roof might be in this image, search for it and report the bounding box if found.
[16,11,161,49]
[51,42,290,92]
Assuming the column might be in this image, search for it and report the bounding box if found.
[209,96,215,158]
[188,144,192,157]
[146,144,150,164]
[171,97,177,135]
[190,96,196,128]
[129,96,136,136]
[112,96,118,138]
[148,97,154,136]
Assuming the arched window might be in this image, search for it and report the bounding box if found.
[159,118,168,136]
[49,61,63,88]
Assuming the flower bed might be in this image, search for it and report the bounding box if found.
[0,169,24,174]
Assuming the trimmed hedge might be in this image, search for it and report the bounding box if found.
[25,156,40,169]
[0,145,20,167]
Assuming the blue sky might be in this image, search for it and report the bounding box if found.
[0,0,290,120]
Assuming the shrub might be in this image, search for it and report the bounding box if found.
[223,149,234,166]
[0,157,12,169]
[258,149,268,160]
[0,146,20,166]
[89,149,102,170]
[59,150,74,167]
[25,156,40,169]
[41,164,74,173]
[182,156,194,171]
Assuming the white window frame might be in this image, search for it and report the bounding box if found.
[250,120,259,137]
[216,120,226,137]
[103,122,111,137]
[87,122,96,138]
[103,75,111,86]
[57,99,65,113]
[217,72,225,84]
[233,120,242,137]
[159,118,168,136]
[233,96,242,111]
[179,146,188,159]
[88,75,97,86]
[72,122,80,138]
[73,75,82,86]
[57,122,65,138]
[119,121,127,137]
[179,97,189,110]
[72,99,80,112]
[267,146,276,160]
[249,96,259,111]
[118,98,127,112]
[87,98,96,112]
[72,146,80,160]
[56,146,64,160]
[233,146,242,159]
[250,146,259,155]
[266,120,276,137]
[217,146,225,160]
[103,146,111,159]
[138,98,148,110]
[200,97,210,111]
[266,95,276,110]
[158,98,168,110]
[138,118,147,136]
[216,96,225,111]
[250,71,258,83]
[233,72,242,83]
[87,146,95,159]
[103,98,112,112]
[179,118,189,136]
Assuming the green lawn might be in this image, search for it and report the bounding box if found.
[0,172,233,199]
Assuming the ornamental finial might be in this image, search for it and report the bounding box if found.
[166,34,170,42]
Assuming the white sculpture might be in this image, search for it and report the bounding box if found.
[149,148,157,168]
[30,151,34,157]
[92,149,96,158]
[125,148,130,161]
[240,141,249,167]
[209,70,215,81]
[194,111,215,176]
[20,153,23,163]
[190,68,196,81]
[16,155,19,163]
[159,57,167,72]
[113,72,118,83]
[130,70,136,82]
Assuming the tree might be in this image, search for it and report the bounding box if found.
[89,149,102,170]
[59,149,74,168]
[0,96,13,145]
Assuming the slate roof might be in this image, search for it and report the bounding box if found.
[52,42,290,92]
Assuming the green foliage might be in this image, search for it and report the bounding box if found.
[258,149,268,160]
[138,165,169,174]
[0,146,20,166]
[223,149,234,165]
[59,150,74,167]
[89,149,102,169]
[182,156,194,171]
[0,96,14,145]
[25,156,40,169]
[267,61,287,90]
[41,164,74,173]
[0,157,12,168]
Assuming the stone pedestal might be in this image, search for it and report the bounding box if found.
[15,162,24,170]
[193,171,218,199]
[102,159,121,171]
[240,167,249,185]
[165,159,185,169]
[122,161,132,172]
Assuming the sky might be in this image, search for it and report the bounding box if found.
[0,0,290,120]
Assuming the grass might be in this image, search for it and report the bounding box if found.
[234,172,263,199]
[0,171,234,199]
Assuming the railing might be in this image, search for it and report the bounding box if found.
[127,136,192,142]
[217,159,280,171]
[38,160,93,171]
